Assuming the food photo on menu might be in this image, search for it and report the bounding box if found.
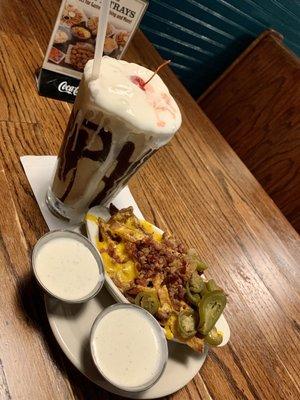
[49,4,125,71]
[37,0,146,102]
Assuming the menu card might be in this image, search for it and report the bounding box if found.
[37,0,148,103]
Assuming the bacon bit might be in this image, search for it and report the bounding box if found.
[135,277,146,286]
[107,243,115,257]
[178,286,186,299]
[125,236,191,301]
[109,203,119,216]
[126,286,140,296]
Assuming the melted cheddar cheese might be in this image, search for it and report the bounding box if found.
[140,220,163,242]
[96,241,137,283]
[95,217,162,286]
[85,213,99,224]
[164,315,176,340]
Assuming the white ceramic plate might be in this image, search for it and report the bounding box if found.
[46,287,208,399]
[45,199,229,399]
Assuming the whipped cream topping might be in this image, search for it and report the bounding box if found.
[84,57,182,135]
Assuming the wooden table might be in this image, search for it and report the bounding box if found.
[0,1,299,399]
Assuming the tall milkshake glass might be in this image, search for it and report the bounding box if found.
[46,56,182,221]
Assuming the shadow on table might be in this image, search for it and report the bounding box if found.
[15,273,125,399]
[168,340,201,364]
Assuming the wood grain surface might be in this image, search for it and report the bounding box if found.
[0,2,299,400]
[198,30,300,232]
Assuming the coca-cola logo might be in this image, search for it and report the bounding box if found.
[58,81,78,96]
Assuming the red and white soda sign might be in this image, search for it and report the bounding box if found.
[38,0,148,103]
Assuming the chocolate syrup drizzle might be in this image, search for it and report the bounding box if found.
[55,108,156,207]
[90,147,155,207]
[57,109,112,201]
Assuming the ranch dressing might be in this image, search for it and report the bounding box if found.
[34,236,100,301]
[91,305,167,390]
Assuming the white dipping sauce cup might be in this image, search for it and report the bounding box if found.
[32,230,104,303]
[90,304,168,392]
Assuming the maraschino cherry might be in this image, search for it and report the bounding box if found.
[130,59,171,91]
[130,75,146,90]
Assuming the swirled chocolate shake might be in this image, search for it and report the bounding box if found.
[47,57,182,220]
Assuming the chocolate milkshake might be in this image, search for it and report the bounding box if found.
[46,56,182,220]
